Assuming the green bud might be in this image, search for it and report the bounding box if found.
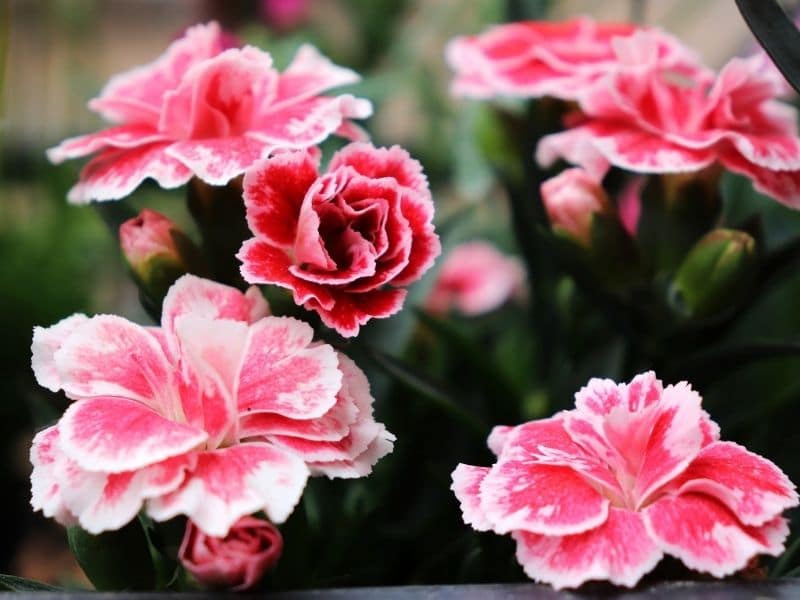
[671,228,758,318]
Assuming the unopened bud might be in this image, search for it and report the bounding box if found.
[541,168,612,247]
[671,229,758,318]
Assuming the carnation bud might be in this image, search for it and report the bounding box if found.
[670,228,758,318]
[541,168,613,247]
[119,209,205,309]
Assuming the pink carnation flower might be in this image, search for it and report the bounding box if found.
[47,22,371,203]
[452,372,797,589]
[30,275,393,536]
[538,32,800,208]
[238,143,441,337]
[426,241,524,316]
[180,516,282,590]
[540,167,612,246]
[446,17,707,101]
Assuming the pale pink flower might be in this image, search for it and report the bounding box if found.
[238,143,440,338]
[540,168,611,246]
[538,33,800,208]
[179,516,282,590]
[426,241,524,316]
[47,22,371,203]
[119,208,184,268]
[446,17,707,101]
[30,275,393,537]
[452,372,797,589]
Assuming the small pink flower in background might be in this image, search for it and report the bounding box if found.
[30,275,393,537]
[452,372,797,589]
[260,0,309,31]
[538,32,800,208]
[119,208,184,268]
[618,177,644,238]
[47,22,371,203]
[238,143,440,337]
[540,167,611,246]
[445,17,708,101]
[426,241,524,316]
[180,516,282,590]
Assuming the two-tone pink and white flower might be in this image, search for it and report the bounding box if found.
[238,143,440,337]
[452,372,797,589]
[426,241,524,316]
[538,33,800,208]
[446,17,707,101]
[47,22,371,203]
[30,275,393,537]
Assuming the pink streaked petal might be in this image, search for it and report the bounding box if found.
[512,508,662,590]
[59,396,207,473]
[237,239,336,310]
[720,151,800,209]
[253,95,373,148]
[31,314,89,393]
[275,44,360,105]
[242,151,318,247]
[487,425,513,456]
[335,120,370,142]
[146,443,309,536]
[166,137,272,186]
[723,130,800,171]
[536,127,611,179]
[237,317,341,418]
[46,125,168,163]
[30,426,76,526]
[644,493,788,578]
[311,287,407,338]
[162,275,269,340]
[673,441,798,526]
[451,464,492,531]
[53,315,174,410]
[328,143,430,199]
[392,194,441,286]
[66,143,192,204]
[309,428,395,479]
[480,461,609,536]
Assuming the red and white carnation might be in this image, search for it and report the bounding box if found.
[452,372,797,589]
[30,275,393,537]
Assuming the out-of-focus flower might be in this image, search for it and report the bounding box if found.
[426,241,524,316]
[47,22,371,203]
[260,0,309,31]
[446,17,708,101]
[618,178,644,238]
[540,167,612,246]
[238,143,440,337]
[180,516,282,590]
[30,275,393,537]
[120,209,204,302]
[538,33,800,208]
[452,372,797,589]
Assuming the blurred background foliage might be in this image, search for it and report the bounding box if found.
[3,0,800,589]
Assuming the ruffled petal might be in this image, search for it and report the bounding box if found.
[310,287,407,338]
[166,137,271,186]
[30,426,75,525]
[451,464,492,531]
[274,44,361,104]
[31,314,89,393]
[46,125,168,163]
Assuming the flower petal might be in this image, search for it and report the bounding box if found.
[673,441,798,526]
[512,508,662,590]
[310,287,407,338]
[59,396,207,473]
[275,44,361,104]
[308,428,395,479]
[147,443,309,536]
[46,125,169,163]
[30,426,75,526]
[237,317,342,419]
[451,464,492,531]
[166,137,271,186]
[644,493,788,578]
[31,314,89,393]
[720,151,800,209]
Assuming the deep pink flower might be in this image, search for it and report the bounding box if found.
[426,241,524,316]
[538,34,800,208]
[179,516,282,590]
[119,208,184,267]
[238,143,441,337]
[446,17,707,101]
[540,167,611,246]
[260,0,309,31]
[452,372,797,589]
[47,22,371,203]
[30,275,393,536]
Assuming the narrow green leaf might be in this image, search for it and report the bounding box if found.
[735,0,800,94]
[0,574,61,592]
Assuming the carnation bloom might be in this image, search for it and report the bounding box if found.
[180,516,282,590]
[445,17,707,100]
[452,372,797,589]
[537,33,800,208]
[426,241,524,316]
[540,167,612,246]
[46,22,371,203]
[238,143,440,337]
[30,275,393,536]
